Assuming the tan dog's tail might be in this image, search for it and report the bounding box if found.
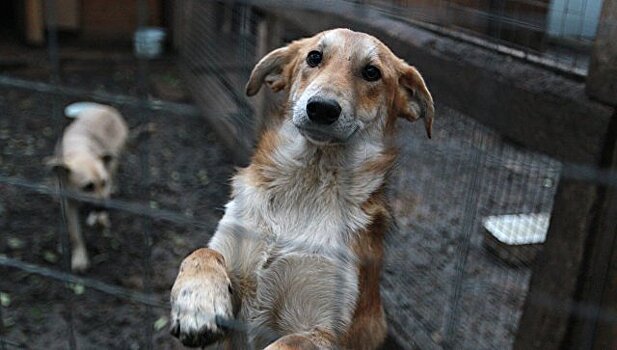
[64,102,109,119]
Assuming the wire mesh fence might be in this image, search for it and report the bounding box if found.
[362,0,604,76]
[0,0,616,349]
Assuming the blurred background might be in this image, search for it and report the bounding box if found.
[0,0,616,349]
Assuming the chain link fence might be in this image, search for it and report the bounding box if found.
[1,0,616,349]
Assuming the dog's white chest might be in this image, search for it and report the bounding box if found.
[240,169,372,261]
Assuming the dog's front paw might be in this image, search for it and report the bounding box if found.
[86,212,111,228]
[170,249,234,347]
[71,246,90,272]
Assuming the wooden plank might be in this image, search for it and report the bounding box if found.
[565,112,617,349]
[24,0,44,45]
[513,180,599,349]
[587,0,617,106]
[592,217,617,349]
[55,0,80,30]
[81,0,162,39]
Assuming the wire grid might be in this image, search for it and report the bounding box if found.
[382,105,561,349]
[0,0,235,348]
[361,0,603,76]
[0,0,616,349]
[174,0,258,163]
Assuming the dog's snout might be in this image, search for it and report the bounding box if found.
[306,97,341,125]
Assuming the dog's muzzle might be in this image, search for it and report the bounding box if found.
[294,95,357,144]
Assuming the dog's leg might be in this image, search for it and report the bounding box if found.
[169,248,234,347]
[96,211,111,228]
[170,202,263,348]
[65,200,89,272]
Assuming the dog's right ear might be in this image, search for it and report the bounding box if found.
[246,39,307,97]
[45,156,70,176]
[246,47,292,97]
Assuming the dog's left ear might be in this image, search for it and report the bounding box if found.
[396,64,434,139]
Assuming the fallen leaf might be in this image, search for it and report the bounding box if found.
[153,316,168,331]
[7,237,25,250]
[0,292,11,307]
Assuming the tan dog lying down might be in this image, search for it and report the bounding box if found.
[47,102,128,272]
[170,28,434,349]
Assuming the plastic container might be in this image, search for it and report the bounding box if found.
[134,27,167,59]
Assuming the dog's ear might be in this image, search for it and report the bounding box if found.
[246,46,292,96]
[246,39,306,97]
[45,156,70,177]
[396,63,434,139]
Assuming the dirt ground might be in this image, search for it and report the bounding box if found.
[384,109,559,349]
[0,42,236,349]
[0,41,560,349]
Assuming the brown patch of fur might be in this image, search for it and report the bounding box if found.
[266,334,319,350]
[357,84,382,113]
[238,129,281,189]
[386,77,407,135]
[360,147,398,177]
[341,191,390,350]
[172,248,227,298]
[266,329,336,350]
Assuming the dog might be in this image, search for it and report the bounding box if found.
[170,28,434,349]
[46,102,128,272]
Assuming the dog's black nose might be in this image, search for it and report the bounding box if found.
[306,97,341,125]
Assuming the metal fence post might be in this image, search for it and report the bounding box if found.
[587,0,617,106]
[566,110,617,350]
[513,179,600,350]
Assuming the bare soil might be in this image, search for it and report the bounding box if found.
[0,44,235,349]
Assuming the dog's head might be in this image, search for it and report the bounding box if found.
[46,153,113,198]
[246,28,434,145]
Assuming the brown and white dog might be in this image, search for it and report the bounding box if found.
[47,102,128,272]
[170,28,434,349]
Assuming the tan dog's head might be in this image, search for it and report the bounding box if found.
[246,28,434,145]
[46,153,112,198]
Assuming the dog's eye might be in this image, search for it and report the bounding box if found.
[306,51,322,67]
[362,65,381,82]
[82,182,95,192]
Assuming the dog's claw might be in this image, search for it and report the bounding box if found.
[171,320,225,348]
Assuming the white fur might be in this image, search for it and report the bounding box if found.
[171,279,234,336]
[71,244,89,272]
[203,117,387,348]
